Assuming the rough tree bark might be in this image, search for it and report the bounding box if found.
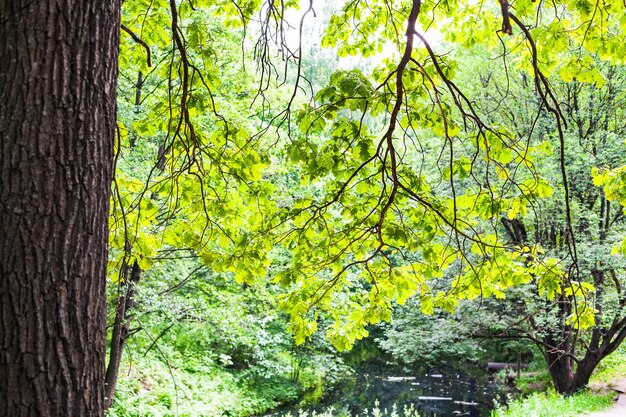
[0,1,120,416]
[547,348,603,394]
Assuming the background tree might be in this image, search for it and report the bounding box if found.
[450,56,626,393]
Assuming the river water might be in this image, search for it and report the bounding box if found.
[271,367,508,417]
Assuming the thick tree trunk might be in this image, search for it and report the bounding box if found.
[104,261,141,409]
[0,2,120,416]
[546,349,604,394]
[546,354,575,394]
[570,354,601,393]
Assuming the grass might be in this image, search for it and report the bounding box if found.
[492,345,626,417]
[491,390,614,417]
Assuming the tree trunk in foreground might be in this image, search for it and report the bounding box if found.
[0,2,120,416]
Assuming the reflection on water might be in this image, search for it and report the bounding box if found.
[325,370,505,417]
[271,368,507,417]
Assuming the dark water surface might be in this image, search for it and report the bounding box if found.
[323,369,506,417]
[271,368,507,417]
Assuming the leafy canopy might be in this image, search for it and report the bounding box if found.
[111,0,626,350]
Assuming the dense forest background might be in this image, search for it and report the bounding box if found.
[3,0,626,416]
[105,1,626,415]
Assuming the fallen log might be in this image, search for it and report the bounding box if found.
[487,362,529,371]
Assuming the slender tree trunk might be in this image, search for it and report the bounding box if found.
[105,261,141,409]
[0,2,120,416]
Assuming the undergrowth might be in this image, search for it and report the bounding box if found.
[491,390,614,417]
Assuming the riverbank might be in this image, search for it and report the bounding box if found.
[584,378,626,417]
[492,347,626,417]
[491,390,614,417]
